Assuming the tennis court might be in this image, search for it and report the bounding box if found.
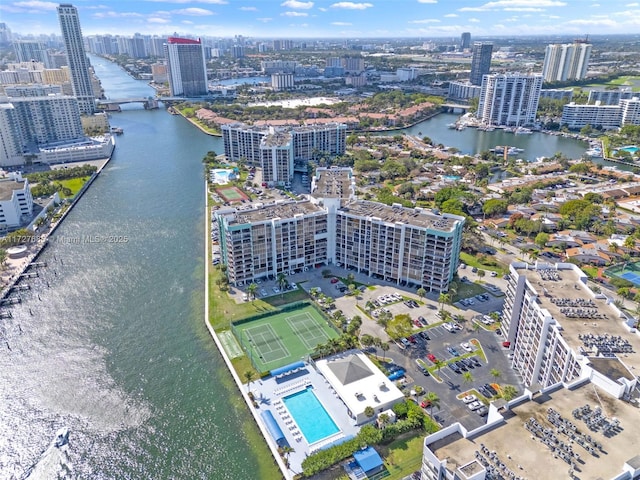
[216,185,249,203]
[608,261,640,287]
[233,304,338,373]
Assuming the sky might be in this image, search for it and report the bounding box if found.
[2,0,640,39]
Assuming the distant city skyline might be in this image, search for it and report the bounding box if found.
[1,0,640,39]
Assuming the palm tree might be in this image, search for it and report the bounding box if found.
[438,293,450,313]
[277,272,288,295]
[425,391,441,419]
[490,368,502,382]
[244,370,255,393]
[281,445,295,467]
[378,413,390,428]
[434,359,445,378]
[462,371,474,385]
[501,385,518,401]
[247,282,258,301]
[365,300,375,311]
[380,341,390,360]
[417,287,426,302]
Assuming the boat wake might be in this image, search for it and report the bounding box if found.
[20,429,73,480]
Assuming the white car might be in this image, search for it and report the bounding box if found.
[242,294,249,301]
[273,287,280,293]
[467,401,483,411]
[442,323,454,332]
[461,342,473,352]
[462,394,477,404]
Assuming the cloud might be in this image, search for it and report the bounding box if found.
[331,21,352,25]
[239,6,257,11]
[281,0,313,8]
[591,3,600,6]
[281,10,308,16]
[626,2,639,6]
[459,0,566,11]
[10,0,58,11]
[148,17,170,23]
[182,20,194,24]
[503,7,544,11]
[444,13,458,17]
[172,7,214,15]
[417,0,437,3]
[146,0,227,3]
[330,2,373,10]
[92,10,143,18]
[469,17,480,22]
[409,18,440,23]
[257,17,273,22]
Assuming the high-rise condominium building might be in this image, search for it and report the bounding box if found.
[477,73,543,127]
[164,37,208,97]
[57,3,95,115]
[470,42,493,86]
[13,41,49,66]
[460,32,471,50]
[215,168,464,290]
[542,42,592,83]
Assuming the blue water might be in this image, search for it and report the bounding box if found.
[443,175,461,181]
[211,168,233,183]
[283,387,339,444]
[620,146,639,154]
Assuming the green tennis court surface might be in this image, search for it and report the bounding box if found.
[216,186,249,203]
[233,304,338,373]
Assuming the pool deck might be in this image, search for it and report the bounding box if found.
[250,363,362,475]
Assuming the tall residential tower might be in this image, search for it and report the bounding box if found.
[57,4,96,115]
[477,73,543,127]
[164,37,208,97]
[470,42,493,86]
[542,41,592,83]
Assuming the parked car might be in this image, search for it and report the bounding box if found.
[484,384,498,396]
[419,331,431,341]
[330,277,339,284]
[420,400,432,409]
[454,360,468,371]
[447,346,460,357]
[388,370,406,381]
[400,338,411,348]
[467,401,483,411]
[427,353,437,363]
[442,323,454,332]
[461,342,473,352]
[470,357,482,367]
[462,394,477,404]
[418,316,427,326]
[448,363,461,373]
[476,406,489,416]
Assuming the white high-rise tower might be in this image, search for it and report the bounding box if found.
[57,3,96,115]
[542,41,592,83]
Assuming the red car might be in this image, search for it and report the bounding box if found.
[330,278,339,284]
[427,353,437,363]
[413,319,422,327]
[420,400,432,408]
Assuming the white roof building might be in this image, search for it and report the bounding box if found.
[316,350,404,425]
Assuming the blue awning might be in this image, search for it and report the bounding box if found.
[353,446,384,474]
[270,361,305,377]
[260,410,286,447]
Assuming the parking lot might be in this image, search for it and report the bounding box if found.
[380,324,523,431]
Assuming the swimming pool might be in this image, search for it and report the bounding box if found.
[283,387,340,444]
[210,168,234,184]
[619,146,639,154]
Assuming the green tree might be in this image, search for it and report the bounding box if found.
[417,287,426,302]
[482,198,509,217]
[247,282,258,301]
[501,385,518,401]
[535,232,549,248]
[244,370,255,392]
[438,293,450,312]
[425,391,441,419]
[277,272,288,294]
[386,314,413,340]
[490,368,502,381]
[477,269,486,279]
[462,371,474,385]
[364,406,375,418]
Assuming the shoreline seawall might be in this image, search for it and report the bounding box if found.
[202,180,288,479]
[0,157,112,301]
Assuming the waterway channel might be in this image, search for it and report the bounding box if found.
[0,57,255,479]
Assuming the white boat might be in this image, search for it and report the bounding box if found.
[447,123,457,129]
[54,427,69,448]
[514,127,532,135]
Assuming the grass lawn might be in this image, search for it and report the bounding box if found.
[58,177,89,197]
[453,280,486,301]
[584,75,640,92]
[379,433,427,479]
[459,252,505,274]
[581,265,599,279]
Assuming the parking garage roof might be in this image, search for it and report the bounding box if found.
[513,263,640,372]
[430,384,640,480]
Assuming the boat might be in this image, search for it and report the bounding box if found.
[110,127,124,135]
[503,127,516,133]
[514,127,532,135]
[54,427,69,448]
[447,123,457,129]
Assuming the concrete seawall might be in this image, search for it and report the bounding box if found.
[0,157,112,301]
[202,180,289,479]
